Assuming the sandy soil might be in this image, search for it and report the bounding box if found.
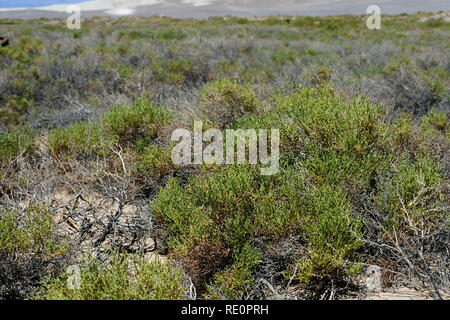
[0,0,449,19]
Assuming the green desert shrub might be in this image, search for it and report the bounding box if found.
[151,58,193,84]
[388,110,448,160]
[129,30,148,40]
[289,87,387,188]
[424,18,445,28]
[2,14,448,299]
[48,121,114,158]
[103,98,172,145]
[5,94,34,114]
[152,165,300,253]
[383,55,411,74]
[390,112,416,150]
[0,204,68,299]
[232,105,302,160]
[0,126,35,164]
[293,16,316,28]
[154,29,186,41]
[0,107,20,128]
[152,160,364,293]
[152,86,392,293]
[374,153,445,231]
[0,37,43,63]
[48,98,172,158]
[151,165,304,293]
[199,78,260,128]
[276,87,384,154]
[304,146,386,189]
[206,243,261,299]
[237,86,389,188]
[136,145,174,177]
[421,109,448,134]
[297,185,362,283]
[305,65,332,85]
[0,204,68,258]
[40,252,188,300]
[271,48,296,65]
[417,109,449,162]
[117,64,134,78]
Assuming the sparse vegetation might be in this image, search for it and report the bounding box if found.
[0,204,68,299]
[40,252,189,300]
[0,12,448,300]
[0,126,34,164]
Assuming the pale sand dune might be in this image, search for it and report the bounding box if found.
[35,0,163,12]
[0,1,162,12]
[0,0,449,19]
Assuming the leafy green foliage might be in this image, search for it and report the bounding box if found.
[0,126,35,164]
[421,109,448,134]
[1,12,449,300]
[0,204,68,258]
[206,243,261,299]
[374,153,444,230]
[199,77,260,128]
[136,145,173,176]
[153,165,299,252]
[41,252,188,300]
[103,98,172,145]
[48,121,114,158]
[298,185,362,282]
[48,98,172,159]
[153,159,363,294]
[236,86,389,188]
